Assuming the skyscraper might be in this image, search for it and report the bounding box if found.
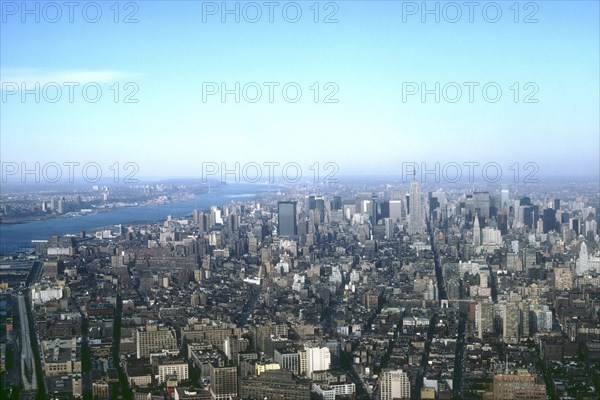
[473,191,490,219]
[520,197,532,206]
[576,242,589,275]
[543,208,557,233]
[379,369,410,400]
[408,177,424,235]
[384,218,394,239]
[523,207,534,228]
[389,200,403,221]
[315,197,325,223]
[473,214,481,246]
[306,195,316,212]
[497,212,508,235]
[277,201,297,237]
[331,195,342,211]
[501,185,509,213]
[370,193,378,225]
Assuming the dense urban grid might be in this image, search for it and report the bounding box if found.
[1,179,600,400]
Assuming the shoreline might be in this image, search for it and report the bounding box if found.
[0,209,113,226]
[0,186,276,255]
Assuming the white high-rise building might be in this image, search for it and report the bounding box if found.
[305,345,331,377]
[576,242,590,275]
[585,219,598,236]
[379,369,410,400]
[389,200,403,221]
[408,177,424,235]
[501,186,510,213]
[473,214,481,246]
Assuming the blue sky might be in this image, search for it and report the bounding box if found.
[1,0,598,181]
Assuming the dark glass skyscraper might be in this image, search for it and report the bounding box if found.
[307,196,316,211]
[543,208,557,233]
[316,197,325,223]
[278,201,297,237]
[523,207,534,228]
[331,196,342,211]
[370,193,378,225]
[520,197,532,207]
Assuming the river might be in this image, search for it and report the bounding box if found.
[0,184,281,254]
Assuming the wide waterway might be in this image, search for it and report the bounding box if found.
[0,184,281,254]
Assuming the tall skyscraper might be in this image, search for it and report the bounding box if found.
[379,369,410,400]
[473,214,481,246]
[523,207,534,228]
[384,218,394,239]
[315,197,325,223]
[370,193,378,225]
[331,195,342,211]
[278,201,297,237]
[501,185,509,213]
[497,212,508,235]
[473,191,490,219]
[543,208,557,233]
[389,200,403,221]
[520,196,532,207]
[428,192,440,215]
[571,218,580,236]
[576,242,589,275]
[408,177,424,235]
[380,201,390,219]
[306,195,316,212]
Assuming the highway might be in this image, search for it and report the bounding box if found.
[17,293,37,391]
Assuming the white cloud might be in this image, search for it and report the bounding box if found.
[0,68,138,88]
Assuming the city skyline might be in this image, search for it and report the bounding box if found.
[1,1,599,399]
[2,179,599,399]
